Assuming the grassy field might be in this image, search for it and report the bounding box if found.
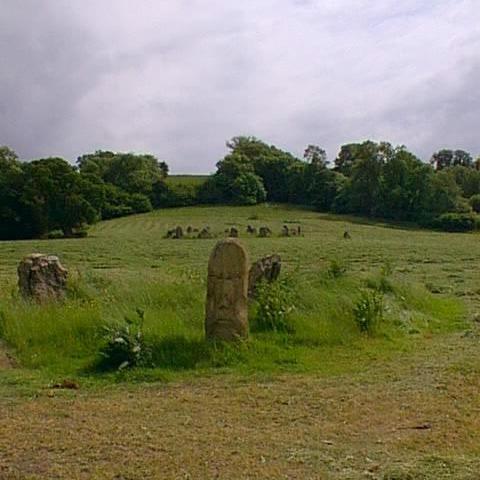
[1,204,479,479]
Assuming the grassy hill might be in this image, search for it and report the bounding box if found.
[0,204,479,478]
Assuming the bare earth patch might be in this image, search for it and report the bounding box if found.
[1,333,479,480]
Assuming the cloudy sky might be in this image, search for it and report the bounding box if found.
[1,1,479,173]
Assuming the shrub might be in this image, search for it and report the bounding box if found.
[253,278,295,333]
[469,194,480,213]
[153,182,199,208]
[353,290,383,334]
[434,212,479,232]
[97,308,151,370]
[127,193,152,213]
[327,259,347,278]
[47,229,64,239]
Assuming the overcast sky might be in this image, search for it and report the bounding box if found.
[1,1,479,173]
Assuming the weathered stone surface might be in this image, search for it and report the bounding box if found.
[174,226,184,239]
[18,253,68,302]
[198,227,213,239]
[229,227,239,238]
[281,225,290,237]
[258,226,271,238]
[205,239,249,341]
[248,254,282,298]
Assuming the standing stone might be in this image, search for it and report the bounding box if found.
[205,239,249,341]
[198,227,213,239]
[258,226,271,238]
[18,254,68,302]
[248,254,282,298]
[281,225,290,237]
[174,226,184,239]
[229,227,239,238]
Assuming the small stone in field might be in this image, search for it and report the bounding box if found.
[174,226,183,239]
[198,227,213,239]
[18,253,68,302]
[258,226,271,238]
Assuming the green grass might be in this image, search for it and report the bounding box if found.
[0,203,471,382]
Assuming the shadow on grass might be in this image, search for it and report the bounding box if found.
[318,212,428,232]
[91,335,249,373]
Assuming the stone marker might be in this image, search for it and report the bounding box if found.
[281,225,290,236]
[258,226,271,238]
[174,226,183,239]
[198,227,213,239]
[248,254,281,298]
[229,227,239,238]
[205,239,249,341]
[18,253,68,302]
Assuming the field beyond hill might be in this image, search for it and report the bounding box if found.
[1,204,479,479]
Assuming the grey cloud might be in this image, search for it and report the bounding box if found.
[0,0,479,172]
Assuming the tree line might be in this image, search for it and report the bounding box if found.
[1,138,480,239]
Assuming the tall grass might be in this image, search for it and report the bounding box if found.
[0,263,465,379]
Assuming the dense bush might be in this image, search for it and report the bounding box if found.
[469,194,480,213]
[152,181,199,208]
[252,278,295,333]
[434,212,479,232]
[97,309,151,371]
[353,290,384,334]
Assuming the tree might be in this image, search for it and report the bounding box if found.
[431,149,473,170]
[0,146,26,239]
[202,153,266,205]
[226,136,301,202]
[22,158,98,237]
[304,145,328,167]
[77,151,168,196]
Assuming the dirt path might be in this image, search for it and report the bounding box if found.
[1,333,479,480]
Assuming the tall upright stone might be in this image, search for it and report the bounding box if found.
[248,254,282,298]
[205,239,249,341]
[18,253,68,302]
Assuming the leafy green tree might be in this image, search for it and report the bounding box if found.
[0,147,27,239]
[77,151,168,196]
[226,136,300,202]
[379,148,432,221]
[202,153,266,205]
[304,145,328,167]
[447,165,480,198]
[22,158,98,236]
[431,149,473,170]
